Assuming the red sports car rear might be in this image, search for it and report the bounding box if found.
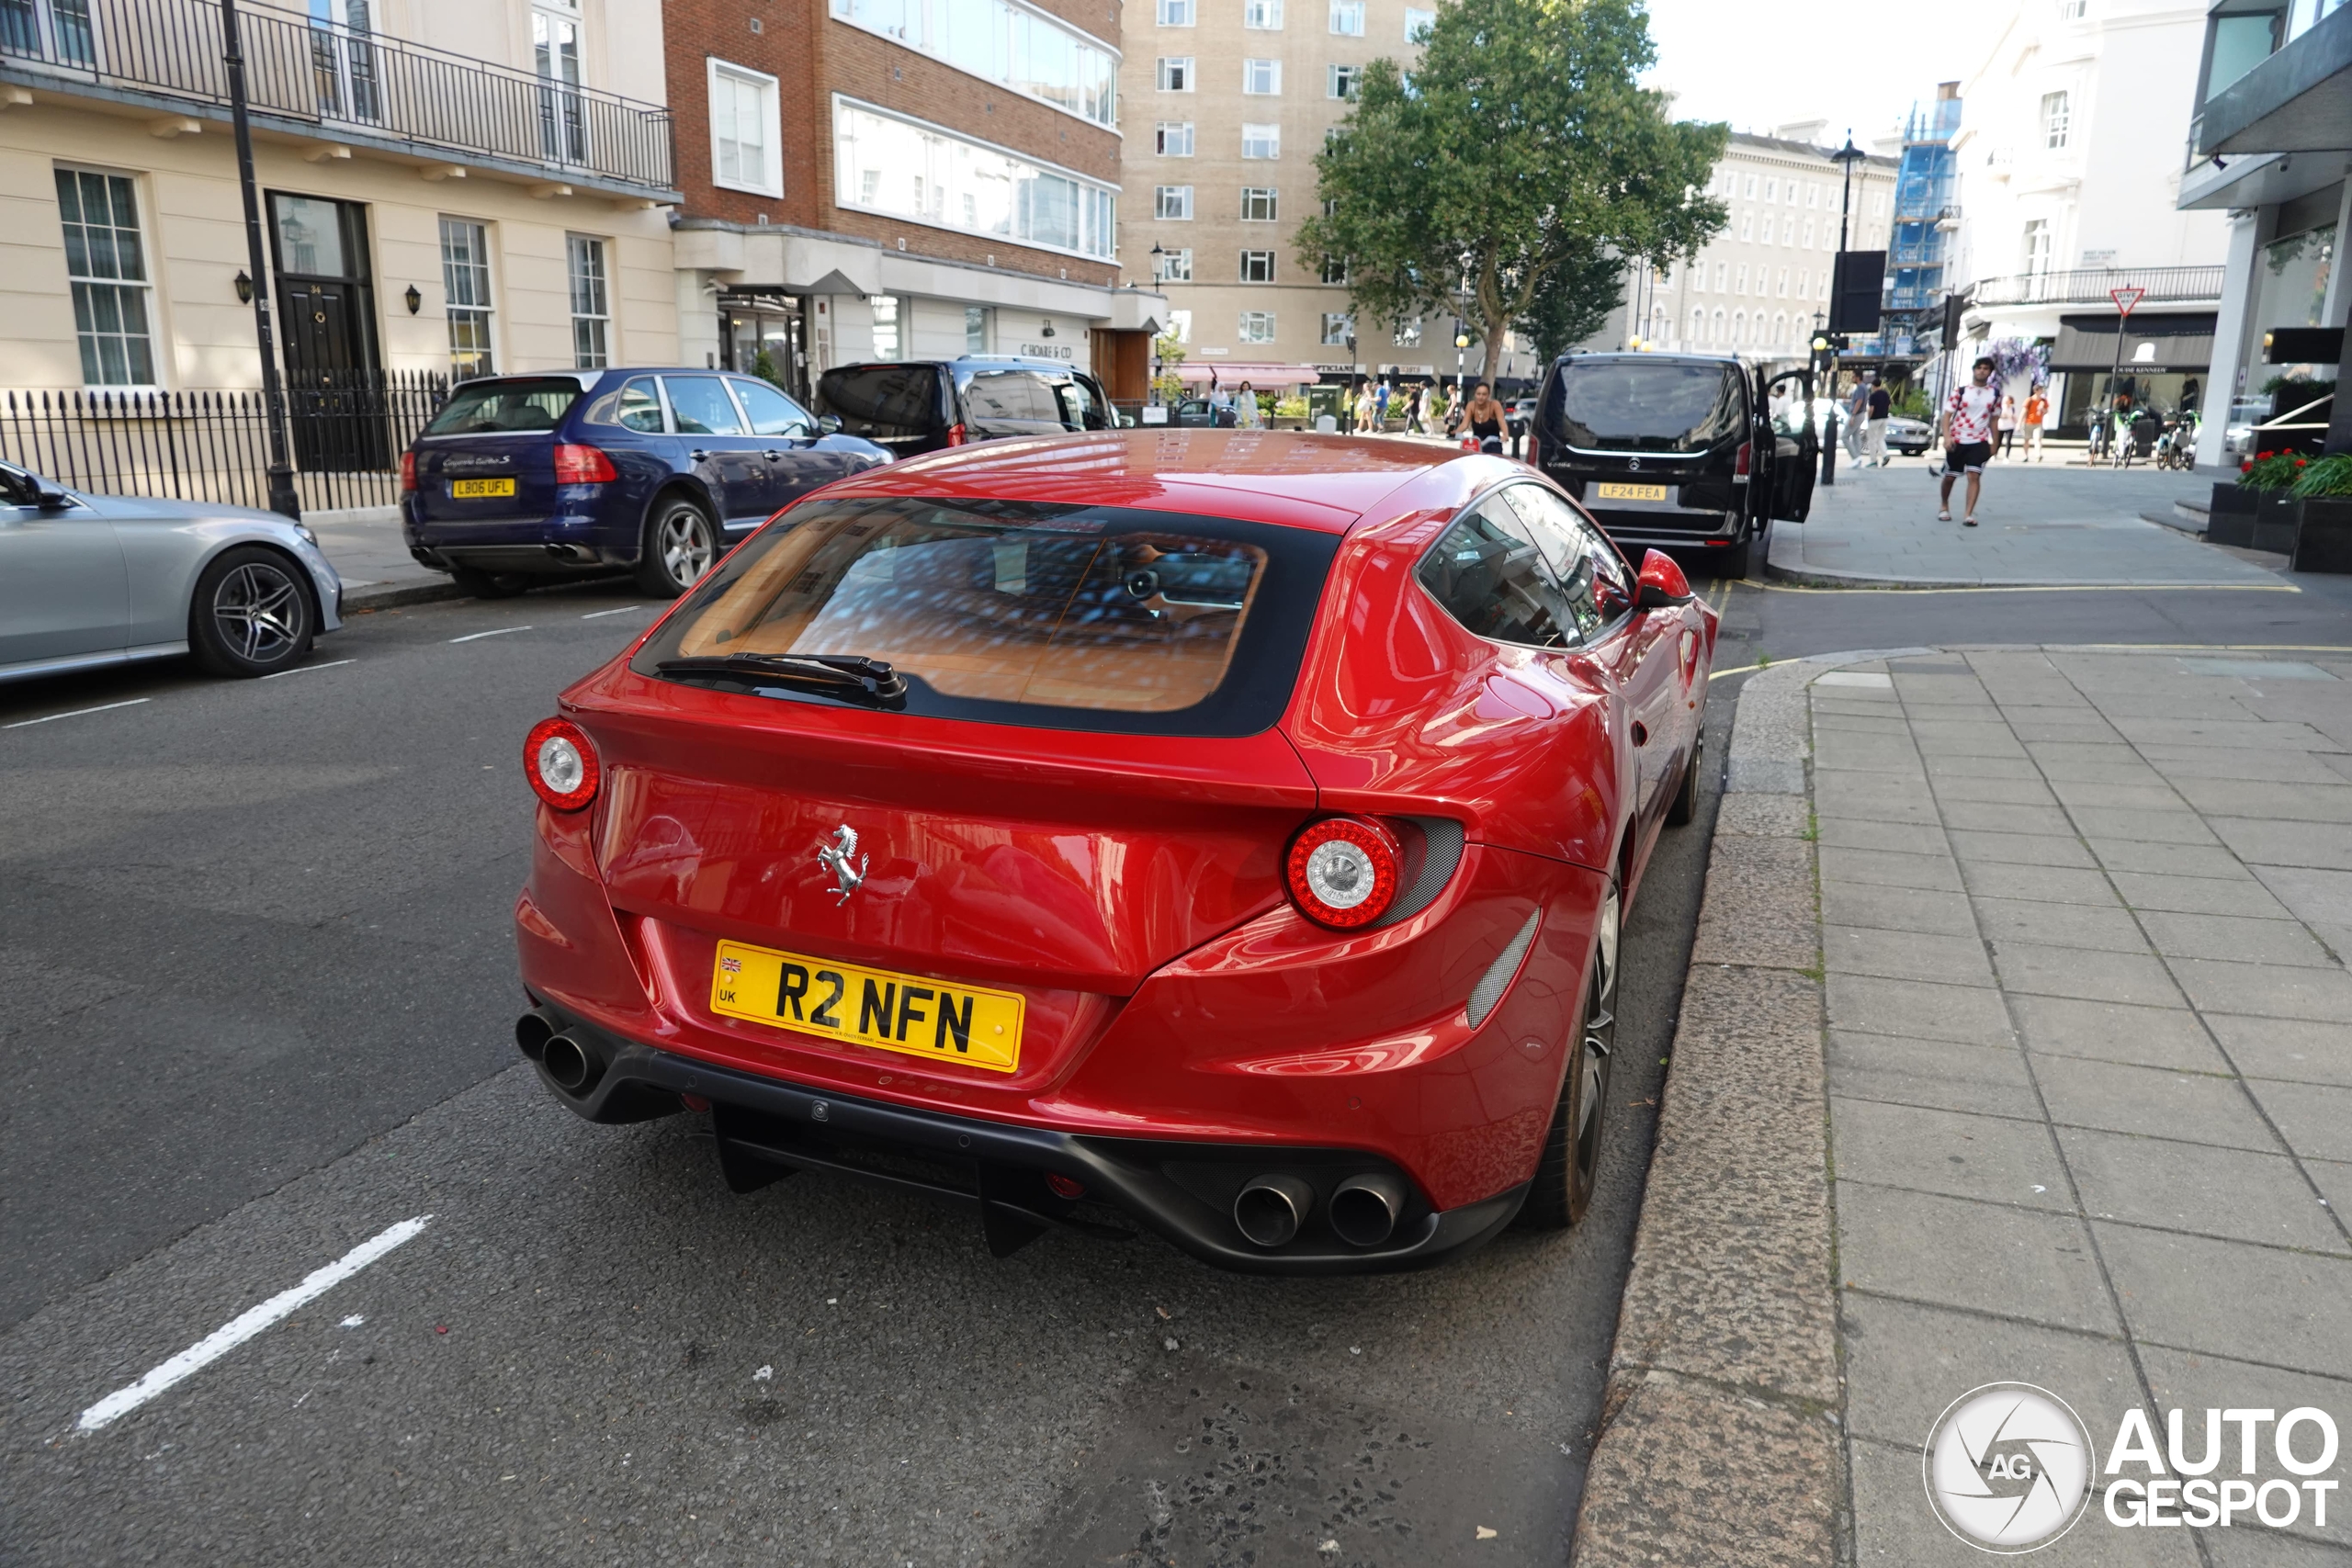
[513,431,1715,1271]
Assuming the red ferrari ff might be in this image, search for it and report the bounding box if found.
[513,431,1715,1272]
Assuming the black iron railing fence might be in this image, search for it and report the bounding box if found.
[0,0,673,191]
[0,372,447,513]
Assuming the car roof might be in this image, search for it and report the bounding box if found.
[451,368,785,389]
[823,358,1094,375]
[1550,352,1744,370]
[810,429,1480,535]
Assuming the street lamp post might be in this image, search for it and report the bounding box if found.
[1824,131,1867,492]
[1148,243,1166,411]
[220,0,300,520]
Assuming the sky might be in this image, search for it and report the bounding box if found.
[1639,0,1962,150]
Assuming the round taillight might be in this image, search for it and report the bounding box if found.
[525,716,599,812]
[1285,816,1402,930]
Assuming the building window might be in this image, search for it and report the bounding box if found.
[1394,318,1420,346]
[1157,121,1194,155]
[1243,0,1281,27]
[1240,249,1275,282]
[1156,184,1193,220]
[1775,266,1788,297]
[1806,182,1818,208]
[1735,264,1747,294]
[1241,122,1280,159]
[2023,218,2051,276]
[54,168,156,387]
[2041,90,2070,149]
[1802,218,1815,248]
[1240,186,1278,221]
[1157,56,1193,91]
[871,295,901,360]
[833,0,1117,126]
[437,217,495,379]
[1321,254,1348,284]
[708,60,781,197]
[834,98,1117,259]
[1242,57,1281,94]
[1156,246,1193,282]
[966,304,990,353]
[1320,311,1351,344]
[567,234,608,368]
[1762,177,1776,201]
[1793,267,1807,298]
[1166,309,1191,342]
[1329,62,1361,98]
[1403,6,1432,39]
[1238,310,1275,343]
[1329,0,1363,32]
[1689,306,1704,341]
[1157,0,1193,22]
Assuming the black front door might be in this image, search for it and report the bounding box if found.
[268,191,386,473]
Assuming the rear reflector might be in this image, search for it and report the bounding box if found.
[1734,440,1752,478]
[554,444,618,484]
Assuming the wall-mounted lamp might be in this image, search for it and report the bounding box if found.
[233,269,253,304]
[404,285,422,314]
[1040,319,1057,338]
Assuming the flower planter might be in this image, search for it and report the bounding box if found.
[2251,492,2302,555]
[2206,482,2257,547]
[2291,497,2352,574]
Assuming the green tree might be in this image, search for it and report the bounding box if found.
[1299,0,1726,385]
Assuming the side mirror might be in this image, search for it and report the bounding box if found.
[1634,548,1694,609]
[816,414,842,436]
[35,481,74,511]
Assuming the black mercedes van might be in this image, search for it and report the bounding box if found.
[814,357,1121,459]
[1529,352,1818,578]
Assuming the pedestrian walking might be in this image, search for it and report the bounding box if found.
[1864,378,1892,466]
[1844,378,1870,462]
[1233,379,1262,428]
[1938,355,2001,526]
[1374,379,1392,426]
[2022,386,2048,461]
[1354,384,1376,435]
[1996,394,2018,458]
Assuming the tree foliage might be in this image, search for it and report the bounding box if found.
[1299,0,1727,383]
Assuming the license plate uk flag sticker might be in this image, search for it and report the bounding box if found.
[719,956,742,974]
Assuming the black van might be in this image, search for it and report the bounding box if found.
[1529,352,1818,578]
[813,357,1122,458]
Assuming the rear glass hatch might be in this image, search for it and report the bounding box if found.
[411,376,586,525]
[814,366,943,457]
[629,495,1337,737]
[1542,360,1746,522]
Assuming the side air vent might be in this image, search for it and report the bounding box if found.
[1464,908,1542,1029]
[1371,817,1465,929]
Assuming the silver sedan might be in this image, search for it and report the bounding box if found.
[0,459,343,686]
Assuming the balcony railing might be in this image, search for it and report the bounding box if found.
[1973,266,2226,307]
[0,0,673,193]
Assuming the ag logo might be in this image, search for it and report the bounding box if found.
[1924,1382,2096,1552]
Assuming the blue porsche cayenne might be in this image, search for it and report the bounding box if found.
[401,369,892,599]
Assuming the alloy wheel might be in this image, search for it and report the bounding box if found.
[657,507,715,587]
[212,560,304,663]
[1574,883,1620,1201]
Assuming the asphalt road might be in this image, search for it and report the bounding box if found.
[0,582,1728,1566]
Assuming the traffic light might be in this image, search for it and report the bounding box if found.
[1940,293,1965,352]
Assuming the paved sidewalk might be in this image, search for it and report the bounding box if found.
[1814,649,2352,1562]
[1770,463,2277,587]
[306,504,462,610]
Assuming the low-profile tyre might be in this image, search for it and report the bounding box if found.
[1519,881,1619,1231]
[1665,725,1704,827]
[637,496,718,597]
[189,545,315,678]
[448,564,527,600]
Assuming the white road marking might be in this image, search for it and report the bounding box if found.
[447,626,533,643]
[76,1216,433,1432]
[4,698,152,729]
[579,605,647,619]
[261,659,356,680]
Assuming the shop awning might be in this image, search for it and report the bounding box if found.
[1172,362,1326,385]
[2050,312,2219,374]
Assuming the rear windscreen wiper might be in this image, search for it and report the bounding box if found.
[655,652,908,705]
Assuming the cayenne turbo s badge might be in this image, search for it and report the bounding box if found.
[815,824,867,904]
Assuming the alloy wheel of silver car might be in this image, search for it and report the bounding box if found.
[213,560,305,663]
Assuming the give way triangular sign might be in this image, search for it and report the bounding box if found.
[2110,286,2146,317]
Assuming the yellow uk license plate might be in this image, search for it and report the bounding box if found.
[708,940,1025,1074]
[1596,482,1669,502]
[450,477,515,499]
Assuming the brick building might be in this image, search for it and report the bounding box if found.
[664,0,1166,396]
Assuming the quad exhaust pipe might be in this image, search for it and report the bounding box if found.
[1234,1170,1408,1249]
[516,1009,603,1097]
[1233,1174,1315,1247]
[1329,1172,1406,1248]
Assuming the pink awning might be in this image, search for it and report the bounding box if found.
[1171,362,1328,385]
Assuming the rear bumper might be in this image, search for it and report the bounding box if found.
[520,1001,1525,1274]
[412,542,635,578]
[1583,507,1747,550]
